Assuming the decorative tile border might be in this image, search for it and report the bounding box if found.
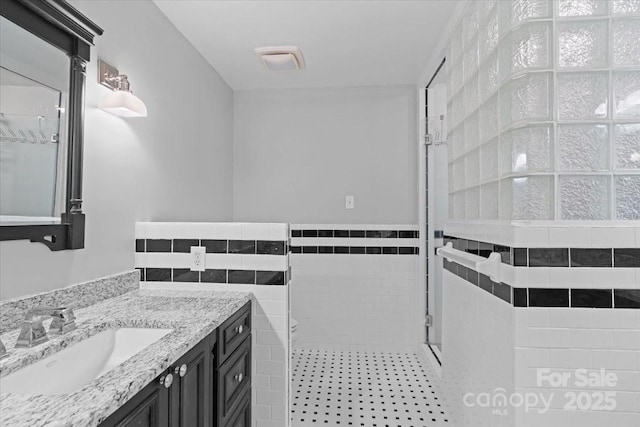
[443,260,640,309]
[136,239,288,255]
[444,235,640,268]
[292,229,419,239]
[290,245,419,255]
[291,227,420,255]
[138,267,290,286]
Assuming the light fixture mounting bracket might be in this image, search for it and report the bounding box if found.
[98,59,120,90]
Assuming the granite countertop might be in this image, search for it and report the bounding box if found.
[0,289,253,427]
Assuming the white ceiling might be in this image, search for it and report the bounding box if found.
[153,0,460,91]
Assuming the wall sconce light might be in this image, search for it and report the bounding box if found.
[98,59,147,117]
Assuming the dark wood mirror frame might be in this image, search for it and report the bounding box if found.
[0,0,102,251]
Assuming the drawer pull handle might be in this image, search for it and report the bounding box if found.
[236,325,244,334]
[234,373,244,383]
[160,373,174,388]
[175,364,187,377]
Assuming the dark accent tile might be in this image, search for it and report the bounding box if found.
[529,288,569,307]
[383,247,398,255]
[614,249,640,267]
[381,230,398,238]
[257,240,285,255]
[479,274,493,292]
[455,239,468,252]
[434,230,444,239]
[457,265,468,280]
[443,259,451,272]
[173,269,199,282]
[350,230,365,238]
[334,246,350,254]
[291,230,302,238]
[366,230,382,238]
[145,268,171,282]
[467,240,479,255]
[136,267,145,281]
[319,246,334,254]
[513,288,528,307]
[366,247,382,254]
[228,270,256,284]
[399,247,415,255]
[399,230,416,238]
[571,289,612,308]
[202,239,227,253]
[478,242,493,258]
[228,240,256,254]
[570,248,612,267]
[302,246,318,254]
[493,282,512,304]
[256,271,285,285]
[334,230,349,238]
[135,239,145,253]
[494,245,511,265]
[350,246,365,254]
[291,246,302,254]
[614,289,640,309]
[415,247,420,255]
[468,269,479,286]
[302,230,318,238]
[173,239,199,253]
[513,248,528,266]
[529,248,569,267]
[318,230,333,238]
[447,261,458,276]
[201,269,227,283]
[146,239,171,253]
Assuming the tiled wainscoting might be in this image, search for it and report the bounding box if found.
[290,224,421,353]
[440,224,640,427]
[135,222,291,427]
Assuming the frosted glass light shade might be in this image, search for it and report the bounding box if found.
[99,90,148,117]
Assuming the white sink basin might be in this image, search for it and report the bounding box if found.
[0,328,172,395]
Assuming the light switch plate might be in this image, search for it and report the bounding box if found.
[346,195,355,209]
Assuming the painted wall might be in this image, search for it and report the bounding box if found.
[232,85,418,224]
[0,0,234,300]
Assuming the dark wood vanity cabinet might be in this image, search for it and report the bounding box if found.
[100,302,251,427]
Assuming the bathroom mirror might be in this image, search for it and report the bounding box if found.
[0,0,102,250]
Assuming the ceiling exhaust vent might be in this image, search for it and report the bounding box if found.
[255,46,305,71]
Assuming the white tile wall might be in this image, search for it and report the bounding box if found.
[136,222,290,427]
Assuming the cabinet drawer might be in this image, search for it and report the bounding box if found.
[224,390,250,427]
[217,337,251,425]
[217,301,251,364]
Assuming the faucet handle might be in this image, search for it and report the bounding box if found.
[15,317,48,348]
[49,307,76,335]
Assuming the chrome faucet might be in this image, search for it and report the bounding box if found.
[15,306,76,348]
[0,338,7,359]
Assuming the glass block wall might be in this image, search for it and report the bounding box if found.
[447,0,640,221]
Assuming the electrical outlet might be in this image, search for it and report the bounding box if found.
[190,246,206,271]
[345,195,355,209]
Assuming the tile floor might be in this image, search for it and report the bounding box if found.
[291,349,450,426]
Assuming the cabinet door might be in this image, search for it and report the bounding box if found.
[99,374,169,427]
[217,337,251,426]
[170,337,210,427]
[224,392,250,427]
[209,333,218,427]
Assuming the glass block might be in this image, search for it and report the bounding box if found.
[480,137,499,182]
[448,163,454,191]
[505,176,555,220]
[560,175,611,220]
[614,71,640,118]
[454,157,466,191]
[463,38,479,83]
[465,149,480,187]
[466,186,480,220]
[500,22,551,81]
[463,76,479,115]
[613,0,640,15]
[462,2,479,44]
[477,0,497,22]
[501,73,552,128]
[557,20,608,68]
[479,93,499,142]
[450,60,464,97]
[499,0,551,32]
[464,111,479,152]
[499,178,513,220]
[453,191,466,220]
[615,124,640,169]
[502,125,554,174]
[479,52,499,102]
[612,19,640,66]
[448,194,454,220]
[480,181,499,219]
[558,124,609,171]
[449,24,463,64]
[479,11,499,61]
[557,0,609,16]
[558,72,609,119]
[451,93,464,129]
[451,123,466,159]
[615,175,640,219]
